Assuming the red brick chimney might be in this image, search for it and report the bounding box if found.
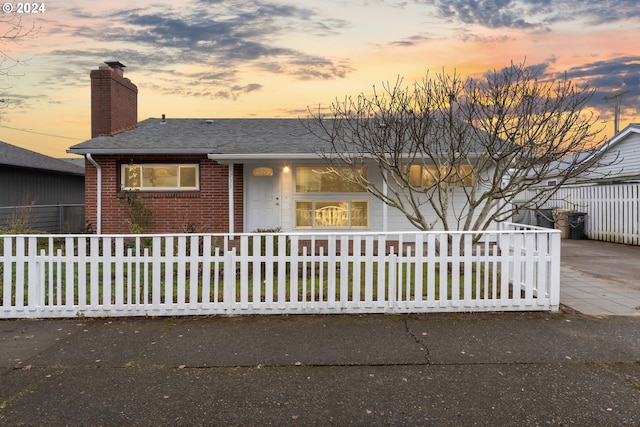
[90,61,138,137]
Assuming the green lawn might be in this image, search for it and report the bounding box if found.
[1,260,503,306]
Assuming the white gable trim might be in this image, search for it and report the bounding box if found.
[599,124,640,153]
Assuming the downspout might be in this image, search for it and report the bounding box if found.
[85,153,102,234]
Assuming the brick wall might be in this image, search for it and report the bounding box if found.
[84,155,244,233]
[91,65,138,137]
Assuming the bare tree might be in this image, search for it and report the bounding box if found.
[305,62,612,234]
[1,13,37,71]
[0,14,37,111]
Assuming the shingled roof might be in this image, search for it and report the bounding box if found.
[68,118,331,157]
[67,116,496,161]
[0,140,84,175]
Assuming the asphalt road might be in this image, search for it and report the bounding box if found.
[1,312,639,426]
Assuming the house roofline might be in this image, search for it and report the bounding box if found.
[599,123,640,152]
[66,148,217,155]
[208,153,324,162]
[1,162,85,176]
[65,150,327,158]
[67,150,485,161]
[569,123,640,167]
[208,152,485,163]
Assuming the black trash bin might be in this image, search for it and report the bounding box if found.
[568,212,587,239]
[535,208,555,228]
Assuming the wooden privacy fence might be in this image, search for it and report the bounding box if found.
[521,183,640,246]
[0,227,560,318]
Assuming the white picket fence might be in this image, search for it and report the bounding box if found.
[0,226,560,318]
[521,183,640,245]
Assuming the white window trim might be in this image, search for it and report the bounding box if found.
[294,199,369,229]
[407,164,475,188]
[121,163,200,191]
[294,166,368,194]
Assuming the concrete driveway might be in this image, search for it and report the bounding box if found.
[561,238,640,292]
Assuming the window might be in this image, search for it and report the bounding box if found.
[122,164,199,190]
[294,166,369,228]
[252,167,274,177]
[457,165,474,187]
[406,164,474,187]
[295,200,369,228]
[295,167,367,193]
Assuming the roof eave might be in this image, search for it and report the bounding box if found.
[209,152,483,162]
[207,153,324,162]
[598,124,640,153]
[67,148,216,155]
[1,162,85,176]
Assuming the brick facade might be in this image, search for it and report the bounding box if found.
[84,63,245,234]
[84,155,244,233]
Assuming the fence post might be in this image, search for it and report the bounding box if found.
[290,235,299,306]
[549,230,561,311]
[57,203,63,234]
[64,237,75,312]
[388,251,397,309]
[27,237,38,314]
[224,248,236,311]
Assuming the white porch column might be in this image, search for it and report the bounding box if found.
[382,169,388,232]
[228,163,234,234]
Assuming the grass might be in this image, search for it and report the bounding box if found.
[0,258,505,307]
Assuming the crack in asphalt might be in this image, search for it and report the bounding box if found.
[403,318,432,364]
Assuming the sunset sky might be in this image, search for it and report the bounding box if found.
[0,0,639,158]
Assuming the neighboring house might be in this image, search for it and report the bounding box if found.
[68,63,484,234]
[514,124,640,242]
[0,140,85,232]
[521,123,638,192]
[571,123,640,184]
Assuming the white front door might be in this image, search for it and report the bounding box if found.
[246,168,281,231]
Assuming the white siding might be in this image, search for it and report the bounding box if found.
[384,190,488,232]
[384,169,498,232]
[581,130,640,181]
[245,161,498,233]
